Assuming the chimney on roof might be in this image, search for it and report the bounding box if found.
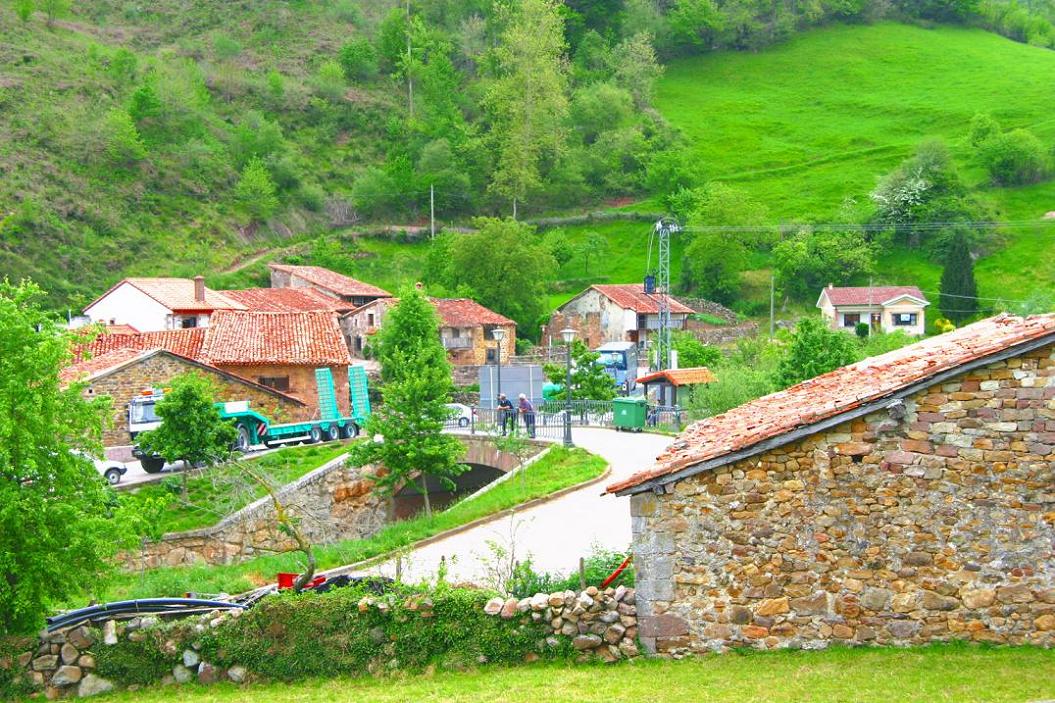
[194,275,206,302]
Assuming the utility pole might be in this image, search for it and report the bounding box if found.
[406,0,413,119]
[653,218,675,372]
[430,184,435,239]
[769,272,775,338]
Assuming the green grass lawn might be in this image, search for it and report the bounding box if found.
[91,447,605,603]
[97,644,1054,702]
[119,442,354,535]
[657,21,1055,306]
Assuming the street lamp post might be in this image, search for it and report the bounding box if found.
[491,327,506,404]
[561,327,575,448]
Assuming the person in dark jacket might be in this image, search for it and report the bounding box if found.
[518,393,536,438]
[497,393,515,435]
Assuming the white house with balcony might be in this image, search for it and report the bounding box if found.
[817,285,930,336]
[83,277,246,332]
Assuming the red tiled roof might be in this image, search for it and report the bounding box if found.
[220,287,357,314]
[103,324,139,335]
[269,264,392,299]
[61,347,147,384]
[432,298,515,327]
[85,278,247,313]
[202,311,351,367]
[79,328,207,361]
[636,367,717,387]
[587,285,694,315]
[608,313,1055,494]
[820,286,928,307]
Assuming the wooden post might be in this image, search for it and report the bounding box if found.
[578,557,586,591]
[395,554,402,583]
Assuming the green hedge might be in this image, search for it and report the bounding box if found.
[198,586,569,681]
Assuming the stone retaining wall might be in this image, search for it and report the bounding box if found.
[10,587,639,697]
[121,454,387,570]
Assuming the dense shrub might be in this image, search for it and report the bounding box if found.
[93,629,183,686]
[338,39,378,81]
[977,128,1049,185]
[198,586,562,680]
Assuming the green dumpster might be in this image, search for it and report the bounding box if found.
[613,397,647,432]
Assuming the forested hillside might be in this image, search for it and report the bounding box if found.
[2,0,1055,314]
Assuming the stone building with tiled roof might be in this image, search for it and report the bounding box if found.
[544,283,694,351]
[75,311,353,420]
[817,284,929,336]
[220,287,358,314]
[610,314,1055,654]
[269,264,392,307]
[83,276,246,332]
[343,297,516,367]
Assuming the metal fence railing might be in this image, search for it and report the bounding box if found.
[444,400,687,438]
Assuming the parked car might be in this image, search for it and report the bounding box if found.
[445,403,474,428]
[73,451,128,485]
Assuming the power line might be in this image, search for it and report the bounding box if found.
[917,289,1035,304]
[680,219,1055,234]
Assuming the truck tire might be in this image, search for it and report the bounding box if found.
[141,457,165,474]
[308,426,323,444]
[236,425,252,452]
[343,423,360,439]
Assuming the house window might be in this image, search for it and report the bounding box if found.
[179,316,198,329]
[367,313,375,326]
[258,376,290,392]
[892,312,918,327]
[355,336,363,352]
[451,327,461,338]
[842,313,860,328]
[486,347,497,363]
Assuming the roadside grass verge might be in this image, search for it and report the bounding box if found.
[89,447,605,603]
[98,642,1055,703]
[118,442,354,534]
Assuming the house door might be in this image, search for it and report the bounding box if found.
[871,313,881,331]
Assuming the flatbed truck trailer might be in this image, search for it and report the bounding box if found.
[130,366,372,473]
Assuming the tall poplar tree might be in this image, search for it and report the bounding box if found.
[351,288,465,518]
[939,230,978,324]
[485,0,569,215]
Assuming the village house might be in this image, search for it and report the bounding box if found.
[609,313,1055,654]
[268,263,392,308]
[817,284,929,335]
[545,284,694,351]
[62,347,306,450]
[77,310,354,421]
[344,297,516,366]
[82,276,246,332]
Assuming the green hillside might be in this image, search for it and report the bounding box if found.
[653,22,1055,309]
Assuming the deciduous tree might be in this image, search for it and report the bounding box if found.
[544,340,617,400]
[773,317,860,388]
[352,289,466,518]
[136,373,237,469]
[235,157,280,222]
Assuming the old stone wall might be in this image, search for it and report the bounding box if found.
[122,454,386,569]
[86,354,306,448]
[541,311,605,350]
[632,345,1055,654]
[684,320,758,346]
[676,298,740,324]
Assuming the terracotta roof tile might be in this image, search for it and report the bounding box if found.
[636,367,717,387]
[588,284,695,315]
[79,328,207,361]
[220,287,358,313]
[202,311,351,366]
[61,347,147,384]
[85,278,247,313]
[269,264,392,299]
[608,313,1055,494]
[821,286,928,306]
[431,298,515,327]
[103,324,139,335]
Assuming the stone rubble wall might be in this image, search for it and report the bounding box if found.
[9,587,639,697]
[120,454,387,570]
[683,319,758,346]
[483,586,640,661]
[631,345,1055,655]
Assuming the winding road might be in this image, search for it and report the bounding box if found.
[344,428,672,585]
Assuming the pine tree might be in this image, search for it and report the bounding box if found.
[939,231,978,324]
[351,288,465,518]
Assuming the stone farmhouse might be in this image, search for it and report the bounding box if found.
[545,284,694,351]
[62,347,306,449]
[83,276,246,332]
[268,263,392,308]
[344,296,516,367]
[818,285,930,336]
[76,310,354,427]
[609,313,1055,654]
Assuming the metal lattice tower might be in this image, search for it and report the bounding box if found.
[654,218,675,371]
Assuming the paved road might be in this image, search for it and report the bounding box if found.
[344,428,671,586]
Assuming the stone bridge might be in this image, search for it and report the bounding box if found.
[122,436,549,569]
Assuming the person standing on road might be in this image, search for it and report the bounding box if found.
[518,393,536,438]
[497,393,515,435]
